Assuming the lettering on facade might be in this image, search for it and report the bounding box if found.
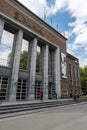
[14,11,42,35]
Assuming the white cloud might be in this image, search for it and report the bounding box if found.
[79,57,87,67]
[18,0,47,19]
[66,0,87,19]
[75,31,87,45]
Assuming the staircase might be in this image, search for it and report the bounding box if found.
[0,99,85,119]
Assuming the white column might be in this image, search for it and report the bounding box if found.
[9,30,23,101]
[41,44,48,99]
[28,38,37,100]
[53,47,61,98]
[0,18,4,44]
[26,42,30,70]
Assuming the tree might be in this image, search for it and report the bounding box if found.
[80,65,87,95]
[20,50,28,70]
[7,51,40,71]
[36,51,40,72]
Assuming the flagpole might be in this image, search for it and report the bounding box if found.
[51,17,52,25]
[44,6,46,21]
[56,24,58,31]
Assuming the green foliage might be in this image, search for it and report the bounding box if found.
[80,65,87,95]
[36,51,40,72]
[20,50,28,70]
[7,51,40,71]
[7,53,12,67]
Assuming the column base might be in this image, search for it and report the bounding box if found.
[9,87,17,102]
[57,95,61,99]
[43,94,48,100]
[28,94,34,100]
[57,93,61,99]
[9,94,16,102]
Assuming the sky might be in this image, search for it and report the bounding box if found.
[17,0,87,67]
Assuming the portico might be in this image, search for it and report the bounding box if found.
[0,13,61,101]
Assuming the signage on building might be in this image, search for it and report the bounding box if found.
[62,90,68,95]
[14,11,42,35]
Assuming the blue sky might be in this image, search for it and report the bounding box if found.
[18,0,87,67]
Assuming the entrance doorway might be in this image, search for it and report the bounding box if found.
[16,79,27,100]
[48,82,57,99]
[34,81,41,100]
[0,76,8,100]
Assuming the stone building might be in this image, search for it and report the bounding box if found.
[0,0,81,101]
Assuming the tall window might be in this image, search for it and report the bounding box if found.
[69,64,72,78]
[48,51,52,75]
[36,46,40,73]
[73,66,75,79]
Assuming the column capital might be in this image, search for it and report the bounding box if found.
[30,37,37,43]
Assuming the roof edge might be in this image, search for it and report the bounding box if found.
[14,0,67,41]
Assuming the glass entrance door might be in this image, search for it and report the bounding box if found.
[48,82,57,99]
[0,76,8,100]
[34,81,41,100]
[16,79,27,100]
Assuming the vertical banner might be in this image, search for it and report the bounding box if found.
[61,53,67,78]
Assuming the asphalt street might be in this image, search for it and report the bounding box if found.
[0,103,87,130]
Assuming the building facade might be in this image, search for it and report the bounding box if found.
[0,0,81,101]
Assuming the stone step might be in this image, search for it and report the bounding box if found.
[0,100,73,114]
[0,99,84,119]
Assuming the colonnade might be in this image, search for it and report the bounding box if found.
[0,17,61,101]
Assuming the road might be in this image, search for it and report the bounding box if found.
[0,103,87,130]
